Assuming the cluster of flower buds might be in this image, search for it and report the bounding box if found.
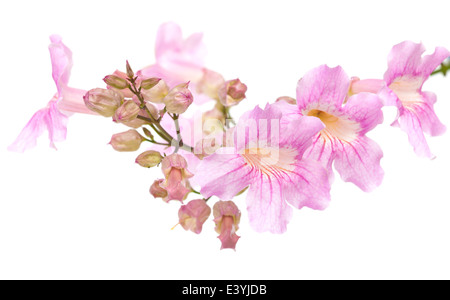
[10,23,447,252]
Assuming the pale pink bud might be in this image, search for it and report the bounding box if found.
[218,79,247,107]
[202,107,226,135]
[141,79,169,104]
[178,199,211,234]
[276,96,296,105]
[160,153,194,202]
[135,150,163,168]
[113,100,140,124]
[163,82,194,114]
[109,129,144,152]
[150,179,168,199]
[196,68,225,100]
[140,77,161,90]
[213,200,241,250]
[103,75,129,90]
[83,88,123,117]
[106,70,135,98]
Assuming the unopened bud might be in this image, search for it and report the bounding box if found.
[150,179,168,199]
[218,79,247,107]
[150,179,167,198]
[196,68,225,100]
[163,82,194,114]
[126,60,134,79]
[141,77,161,90]
[276,96,296,105]
[83,88,123,117]
[141,79,170,104]
[142,127,153,139]
[135,150,163,168]
[109,129,144,152]
[113,100,140,124]
[103,75,129,90]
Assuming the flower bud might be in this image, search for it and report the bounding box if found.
[160,153,194,202]
[113,100,140,124]
[135,150,163,168]
[194,136,221,159]
[150,179,168,199]
[276,96,296,105]
[218,79,247,107]
[126,60,134,79]
[196,68,225,100]
[83,88,123,117]
[163,82,194,114]
[140,77,161,90]
[213,200,241,250]
[141,79,169,104]
[103,75,129,90]
[106,70,135,98]
[109,129,144,152]
[178,199,211,234]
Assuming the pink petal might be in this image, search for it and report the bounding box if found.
[283,158,331,210]
[49,35,73,94]
[343,92,384,135]
[296,65,350,112]
[333,136,384,192]
[193,149,254,201]
[246,175,293,234]
[279,115,325,156]
[384,41,450,85]
[8,100,68,152]
[391,93,445,158]
[233,103,284,152]
[303,134,335,172]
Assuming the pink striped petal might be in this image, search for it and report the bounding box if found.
[8,100,68,152]
[343,92,384,135]
[296,65,349,112]
[193,148,254,200]
[283,158,331,211]
[246,175,293,234]
[333,136,384,192]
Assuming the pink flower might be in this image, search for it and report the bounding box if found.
[138,22,213,105]
[192,103,331,233]
[8,35,95,152]
[178,199,211,234]
[276,65,385,192]
[384,41,449,158]
[160,153,194,202]
[213,200,241,250]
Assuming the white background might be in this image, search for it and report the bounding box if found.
[1,0,449,279]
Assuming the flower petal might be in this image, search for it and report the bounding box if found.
[283,158,331,210]
[246,175,293,234]
[49,35,73,94]
[193,148,254,200]
[384,41,450,84]
[391,92,445,158]
[343,92,384,135]
[296,65,349,112]
[8,100,68,152]
[333,136,384,192]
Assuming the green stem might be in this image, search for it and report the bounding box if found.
[431,59,450,77]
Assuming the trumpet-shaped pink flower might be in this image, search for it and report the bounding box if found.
[8,35,95,152]
[138,22,213,105]
[193,104,331,234]
[384,41,449,158]
[276,65,385,192]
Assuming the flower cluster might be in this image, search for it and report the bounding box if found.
[9,23,449,250]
